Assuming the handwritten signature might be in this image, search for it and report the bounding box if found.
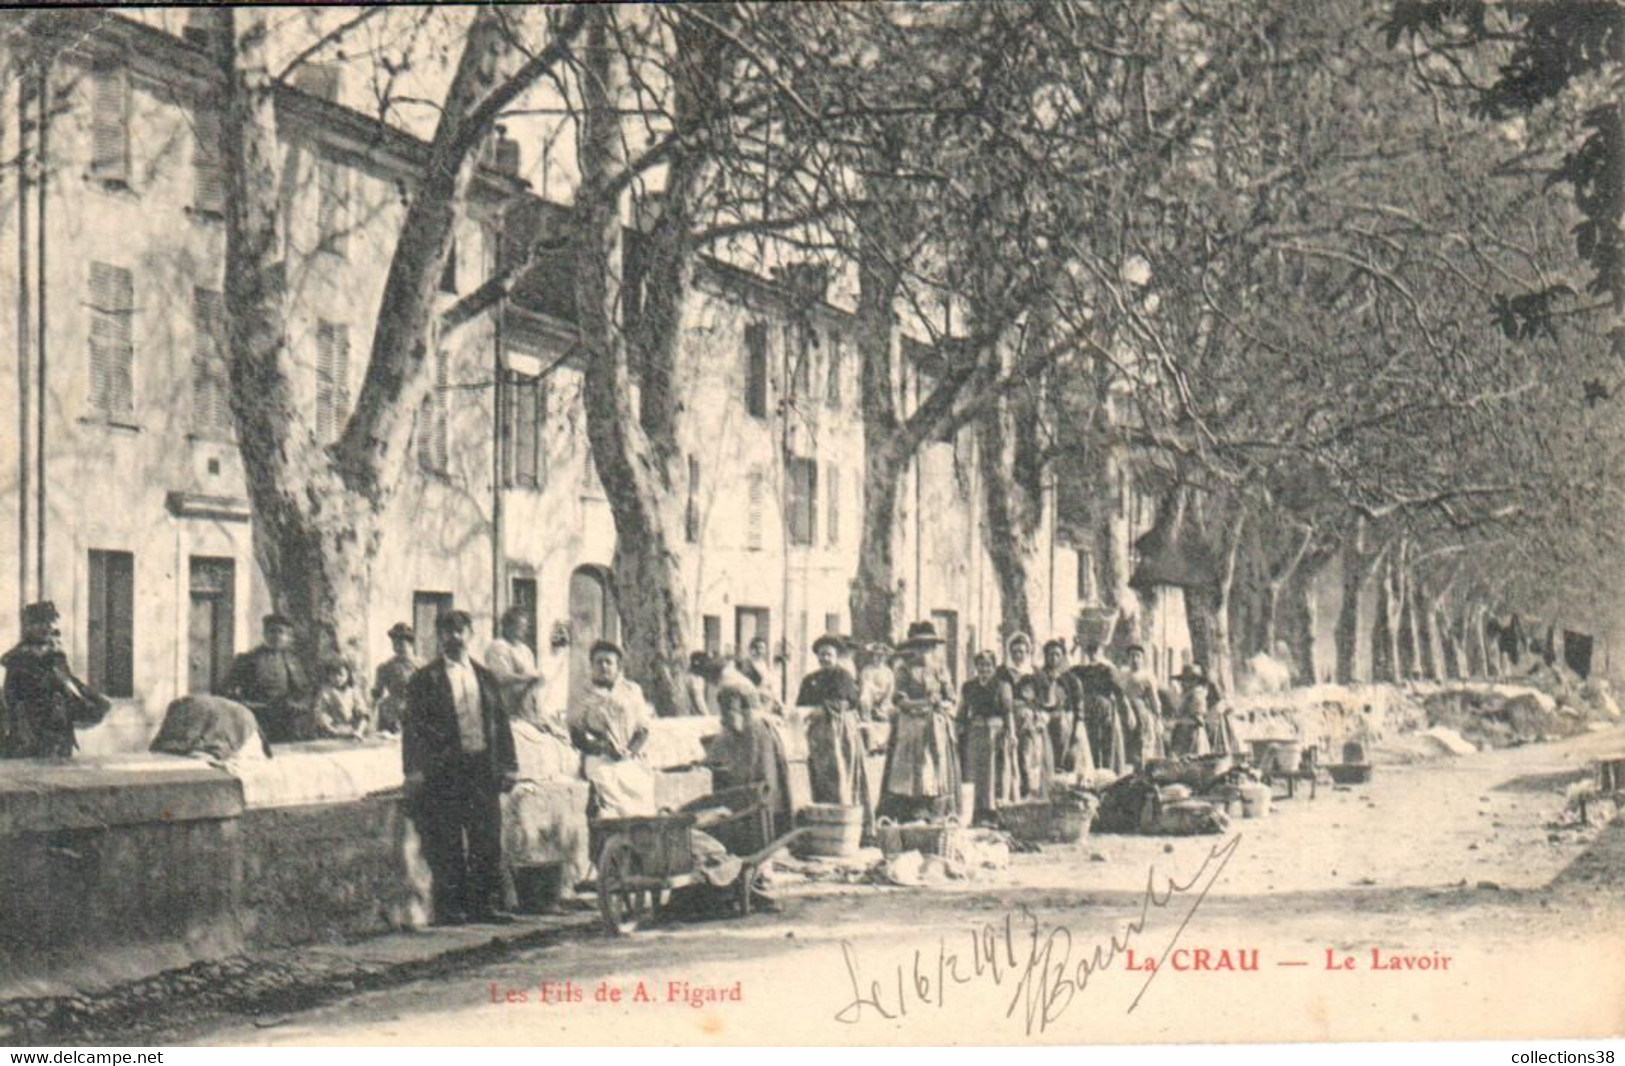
[833,832,1242,1034]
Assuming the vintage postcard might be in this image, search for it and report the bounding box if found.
[0,0,1622,1049]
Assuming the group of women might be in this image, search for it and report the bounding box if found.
[707,619,1244,836]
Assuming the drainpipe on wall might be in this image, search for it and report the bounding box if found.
[34,57,48,599]
[491,296,505,639]
[16,67,32,615]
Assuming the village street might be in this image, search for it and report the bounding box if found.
[183,725,1625,1047]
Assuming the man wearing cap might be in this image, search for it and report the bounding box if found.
[798,634,873,835]
[1,601,108,759]
[222,613,311,743]
[403,610,518,926]
[371,622,418,735]
[574,640,657,818]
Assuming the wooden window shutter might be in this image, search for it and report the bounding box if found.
[91,62,129,182]
[825,332,842,408]
[192,288,230,436]
[315,320,349,443]
[88,262,134,415]
[685,454,701,544]
[745,323,768,418]
[317,155,348,255]
[193,103,224,214]
[826,464,840,547]
[747,465,764,550]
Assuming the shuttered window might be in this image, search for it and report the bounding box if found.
[88,262,134,417]
[825,464,840,547]
[744,322,768,418]
[825,332,842,408]
[90,62,129,183]
[747,465,765,551]
[502,371,544,488]
[193,103,223,214]
[315,320,350,444]
[317,154,348,255]
[418,348,449,473]
[685,455,701,544]
[192,288,230,437]
[787,456,817,547]
[88,550,135,698]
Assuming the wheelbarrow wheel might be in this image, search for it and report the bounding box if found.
[597,836,648,935]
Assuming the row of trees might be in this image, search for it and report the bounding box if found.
[69,1,1611,708]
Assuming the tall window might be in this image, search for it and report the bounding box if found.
[825,464,841,547]
[787,456,818,547]
[744,322,769,418]
[747,465,765,551]
[88,262,135,417]
[192,288,230,437]
[316,153,349,256]
[503,371,544,488]
[439,238,458,294]
[825,332,842,408]
[685,455,701,544]
[90,61,129,184]
[702,615,722,657]
[88,550,135,698]
[315,320,350,444]
[789,323,812,399]
[418,348,449,473]
[1076,549,1095,604]
[192,103,223,214]
[412,591,453,661]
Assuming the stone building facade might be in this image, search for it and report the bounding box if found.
[0,12,1118,750]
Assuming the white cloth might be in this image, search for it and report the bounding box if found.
[485,637,544,725]
[445,655,485,753]
[578,677,656,818]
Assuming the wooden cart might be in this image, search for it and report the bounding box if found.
[589,783,806,935]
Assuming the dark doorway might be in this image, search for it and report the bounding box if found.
[413,591,454,662]
[568,565,619,709]
[188,556,235,694]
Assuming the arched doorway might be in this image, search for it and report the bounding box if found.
[568,564,620,713]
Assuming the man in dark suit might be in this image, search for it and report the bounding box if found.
[403,610,518,926]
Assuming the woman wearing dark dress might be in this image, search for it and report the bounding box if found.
[798,634,873,836]
[958,651,1018,823]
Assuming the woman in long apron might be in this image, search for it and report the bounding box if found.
[959,650,1018,824]
[799,634,874,838]
[877,622,962,823]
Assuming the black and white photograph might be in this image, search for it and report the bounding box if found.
[0,0,1622,1049]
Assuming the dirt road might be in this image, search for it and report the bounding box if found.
[188,726,1625,1046]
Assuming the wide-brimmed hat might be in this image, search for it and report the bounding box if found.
[812,633,850,656]
[899,620,945,651]
[1173,663,1207,684]
[263,612,294,630]
[590,639,624,660]
[1125,643,1147,655]
[863,641,893,657]
[387,622,415,642]
[1042,638,1068,656]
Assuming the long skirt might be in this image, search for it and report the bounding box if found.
[1047,710,1092,774]
[961,717,1019,821]
[1015,710,1054,799]
[584,754,657,818]
[1166,717,1210,758]
[1204,710,1242,756]
[1124,699,1164,767]
[1084,695,1127,773]
[808,708,875,838]
[877,707,961,823]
